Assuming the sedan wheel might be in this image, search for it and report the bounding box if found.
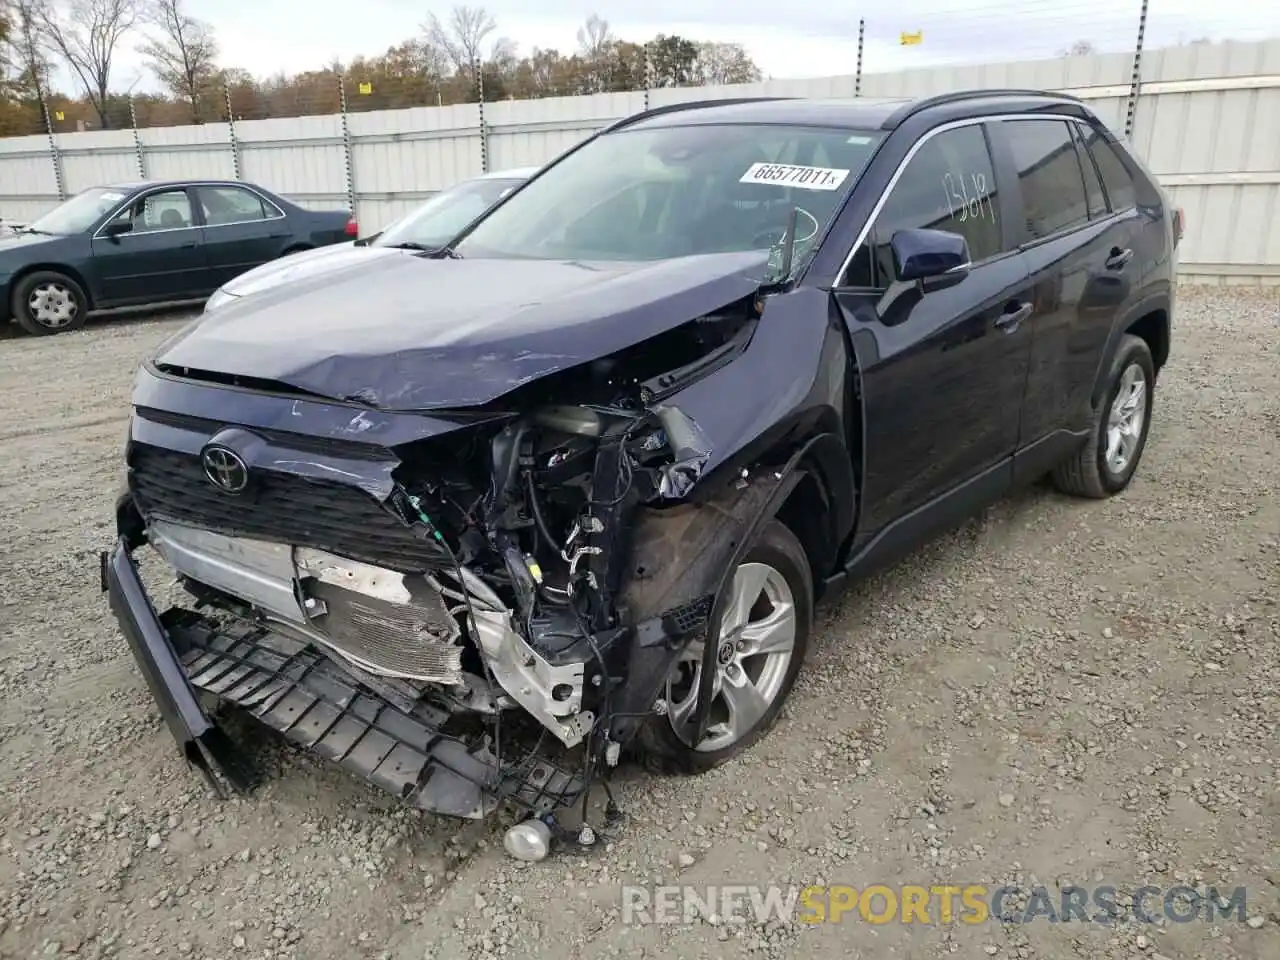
[27,281,79,330]
[13,270,90,336]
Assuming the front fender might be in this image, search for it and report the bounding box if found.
[655,285,851,491]
[607,437,819,747]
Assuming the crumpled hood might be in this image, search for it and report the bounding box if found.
[221,241,408,297]
[157,250,771,410]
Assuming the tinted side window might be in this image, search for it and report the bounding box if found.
[1070,123,1107,218]
[1005,119,1089,240]
[1082,128,1137,212]
[844,124,1001,288]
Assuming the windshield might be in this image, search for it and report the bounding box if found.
[373,177,524,249]
[27,186,131,235]
[454,124,884,263]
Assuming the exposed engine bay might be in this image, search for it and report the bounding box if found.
[122,298,773,827]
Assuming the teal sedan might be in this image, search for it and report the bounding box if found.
[1,179,354,336]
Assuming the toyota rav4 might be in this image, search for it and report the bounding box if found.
[104,90,1178,848]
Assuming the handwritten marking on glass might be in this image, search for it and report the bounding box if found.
[942,172,997,225]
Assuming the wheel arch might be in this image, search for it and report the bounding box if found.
[1090,292,1170,409]
[1125,308,1170,372]
[772,431,857,601]
[9,262,96,311]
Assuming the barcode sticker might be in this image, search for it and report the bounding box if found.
[739,162,850,191]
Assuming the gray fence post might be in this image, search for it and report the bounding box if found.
[337,74,357,215]
[129,96,147,179]
[643,42,652,111]
[224,86,243,180]
[855,19,866,97]
[1124,0,1150,139]
[473,57,489,174]
[41,102,66,201]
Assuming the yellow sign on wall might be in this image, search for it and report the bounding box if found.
[357,81,373,95]
[54,111,65,121]
[900,31,923,46]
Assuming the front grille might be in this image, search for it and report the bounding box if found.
[129,444,447,572]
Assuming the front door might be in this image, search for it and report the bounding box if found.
[833,121,1036,535]
[90,187,208,306]
[194,184,293,289]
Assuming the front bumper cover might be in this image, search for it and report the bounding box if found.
[101,537,583,818]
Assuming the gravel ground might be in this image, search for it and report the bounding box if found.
[0,288,1277,960]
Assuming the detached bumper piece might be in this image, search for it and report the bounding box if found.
[103,538,254,794]
[103,539,583,819]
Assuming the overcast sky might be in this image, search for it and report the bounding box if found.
[102,0,1274,92]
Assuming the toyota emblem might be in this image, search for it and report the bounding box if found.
[201,445,249,493]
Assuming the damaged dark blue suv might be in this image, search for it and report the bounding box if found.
[104,90,1178,846]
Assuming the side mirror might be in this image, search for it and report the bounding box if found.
[891,228,970,291]
[102,220,133,239]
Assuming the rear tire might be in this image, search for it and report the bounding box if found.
[638,519,813,775]
[1051,333,1155,498]
[12,270,89,336]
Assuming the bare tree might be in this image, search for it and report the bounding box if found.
[1061,39,1096,56]
[692,41,762,86]
[41,0,138,128]
[1,2,12,78]
[6,0,53,108]
[576,14,611,60]
[575,13,614,93]
[423,5,495,74]
[138,0,217,122]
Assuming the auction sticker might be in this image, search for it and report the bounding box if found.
[739,162,850,190]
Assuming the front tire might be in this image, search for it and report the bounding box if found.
[12,270,89,336]
[639,519,813,774]
[1052,333,1155,498]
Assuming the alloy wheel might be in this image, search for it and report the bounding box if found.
[1105,362,1147,474]
[666,561,797,752]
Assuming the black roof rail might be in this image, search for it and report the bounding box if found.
[881,88,1086,129]
[601,97,797,134]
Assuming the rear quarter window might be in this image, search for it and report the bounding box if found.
[1080,127,1137,212]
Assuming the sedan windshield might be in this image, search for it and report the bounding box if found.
[27,186,131,235]
[454,123,884,263]
[373,177,524,250]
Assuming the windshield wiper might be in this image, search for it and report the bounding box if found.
[383,241,436,252]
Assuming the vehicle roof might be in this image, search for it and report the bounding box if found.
[619,90,1091,133]
[90,178,276,194]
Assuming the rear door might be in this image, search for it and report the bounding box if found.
[833,121,1036,535]
[195,184,294,288]
[90,187,208,305]
[990,117,1144,475]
